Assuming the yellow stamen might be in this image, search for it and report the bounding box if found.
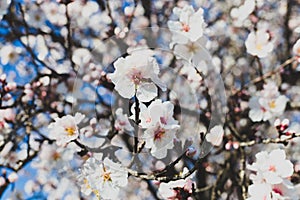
[269,101,276,109]
[84,179,91,189]
[102,164,112,182]
[65,127,75,136]
[92,189,101,200]
[52,152,61,160]
[187,43,198,53]
[256,43,263,50]
[102,172,112,182]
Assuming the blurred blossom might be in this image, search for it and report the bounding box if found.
[24,4,46,28]
[0,45,21,65]
[168,5,206,44]
[249,81,288,122]
[248,149,293,185]
[245,30,274,58]
[41,2,67,26]
[230,0,255,27]
[206,125,224,146]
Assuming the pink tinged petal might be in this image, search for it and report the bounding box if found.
[167,21,181,31]
[143,129,155,148]
[150,74,166,92]
[188,12,204,41]
[270,149,286,160]
[256,151,268,161]
[277,161,294,178]
[147,58,166,91]
[171,33,190,47]
[136,82,157,102]
[264,171,283,184]
[151,147,168,159]
[74,112,85,124]
[114,78,135,99]
[249,109,263,122]
[273,95,288,112]
[148,57,160,75]
[149,105,164,123]
[248,97,260,109]
[153,130,175,149]
[262,111,272,121]
[248,183,272,199]
[206,126,224,146]
[113,57,126,71]
[174,43,194,62]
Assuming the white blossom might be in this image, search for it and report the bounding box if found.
[206,125,224,146]
[249,81,288,122]
[0,45,21,65]
[131,99,180,159]
[79,157,128,199]
[114,108,134,133]
[168,5,206,44]
[245,30,274,58]
[248,149,293,185]
[25,4,46,28]
[230,0,255,27]
[41,2,67,26]
[108,49,166,102]
[48,113,85,146]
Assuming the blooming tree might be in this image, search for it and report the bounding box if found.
[0,0,300,200]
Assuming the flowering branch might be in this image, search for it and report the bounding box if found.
[239,132,300,147]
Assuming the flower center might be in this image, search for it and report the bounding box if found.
[8,52,16,60]
[102,171,112,182]
[52,152,61,160]
[130,70,143,85]
[256,43,263,50]
[272,187,283,196]
[187,43,198,53]
[65,127,76,136]
[268,100,276,109]
[154,128,165,141]
[34,14,41,22]
[146,118,152,123]
[269,165,276,172]
[181,23,190,32]
[84,178,91,189]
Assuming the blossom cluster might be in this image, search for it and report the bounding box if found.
[0,0,300,200]
[247,149,297,199]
